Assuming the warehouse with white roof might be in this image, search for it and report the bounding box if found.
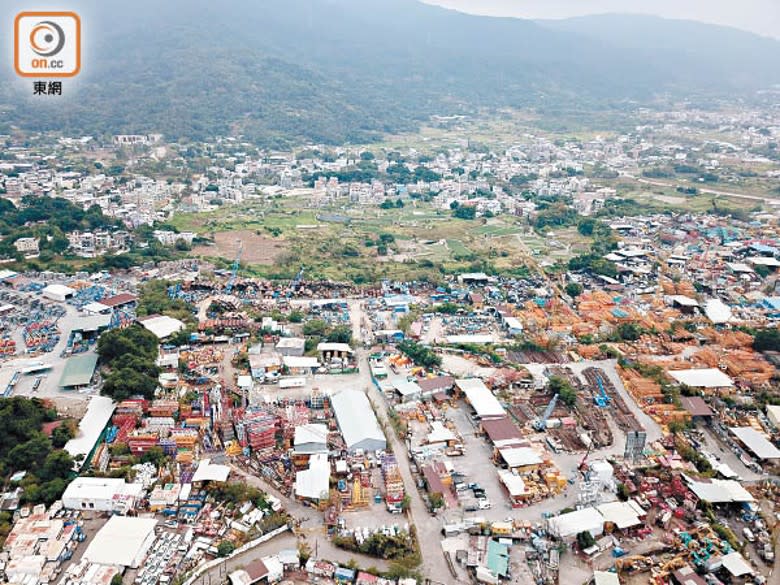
[331,389,386,452]
[62,477,145,513]
[294,453,331,502]
[767,404,780,430]
[64,395,115,468]
[683,475,754,503]
[498,447,543,470]
[457,378,505,419]
[729,427,780,460]
[138,314,185,339]
[83,516,158,568]
[294,424,329,454]
[192,458,231,483]
[546,507,605,539]
[596,501,644,530]
[668,368,733,389]
[42,284,75,302]
[703,299,733,324]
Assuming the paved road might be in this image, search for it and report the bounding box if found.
[348,299,456,584]
[697,424,762,482]
[360,349,457,583]
[769,536,780,585]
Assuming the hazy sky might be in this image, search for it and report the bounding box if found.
[423,0,780,39]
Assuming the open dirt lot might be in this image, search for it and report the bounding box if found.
[193,229,287,265]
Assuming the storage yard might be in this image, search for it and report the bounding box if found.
[2,208,780,585]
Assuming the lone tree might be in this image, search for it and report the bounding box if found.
[217,540,236,557]
[548,376,577,408]
[577,530,596,550]
[565,282,583,298]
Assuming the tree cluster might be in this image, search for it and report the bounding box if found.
[753,328,780,352]
[302,320,353,353]
[548,376,577,407]
[0,196,120,262]
[97,325,161,401]
[397,340,441,369]
[0,397,75,506]
[333,530,415,560]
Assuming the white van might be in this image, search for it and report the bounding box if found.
[743,527,756,542]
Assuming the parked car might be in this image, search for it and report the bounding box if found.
[743,527,756,542]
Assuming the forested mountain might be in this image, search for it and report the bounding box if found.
[1,0,778,146]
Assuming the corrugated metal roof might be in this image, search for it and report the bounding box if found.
[331,389,386,451]
[730,427,780,460]
[64,395,115,462]
[669,368,733,388]
[59,353,98,388]
[458,378,505,419]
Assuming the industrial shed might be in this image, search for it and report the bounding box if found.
[138,314,185,339]
[83,516,157,568]
[276,337,305,357]
[729,426,780,460]
[294,424,329,454]
[497,469,528,505]
[720,552,754,578]
[192,458,231,483]
[229,559,270,585]
[42,284,75,302]
[596,501,643,530]
[498,447,543,470]
[418,375,455,396]
[457,378,506,419]
[668,368,733,389]
[64,395,115,466]
[59,353,99,389]
[767,404,780,429]
[703,299,733,324]
[317,342,354,361]
[683,475,754,503]
[282,355,320,375]
[593,572,620,585]
[546,507,604,539]
[62,477,144,513]
[679,396,714,418]
[294,453,331,502]
[393,379,423,402]
[331,389,386,452]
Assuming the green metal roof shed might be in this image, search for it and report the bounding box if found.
[486,539,509,578]
[59,354,98,388]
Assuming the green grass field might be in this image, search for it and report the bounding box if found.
[446,239,472,257]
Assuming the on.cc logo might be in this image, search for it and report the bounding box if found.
[14,11,81,78]
[29,21,66,57]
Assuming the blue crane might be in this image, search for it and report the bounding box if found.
[167,282,181,300]
[533,393,559,431]
[293,265,305,287]
[594,374,610,408]
[225,241,243,295]
[286,266,305,298]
